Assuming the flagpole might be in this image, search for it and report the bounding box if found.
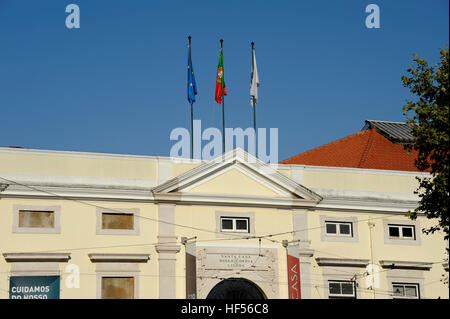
[251,42,257,158]
[220,39,225,154]
[188,36,194,160]
[190,102,194,159]
[253,96,257,157]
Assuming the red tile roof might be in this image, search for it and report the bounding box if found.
[281,127,425,172]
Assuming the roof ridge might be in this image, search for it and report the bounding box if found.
[366,119,407,125]
[358,127,376,168]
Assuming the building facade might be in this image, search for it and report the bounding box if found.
[0,145,448,299]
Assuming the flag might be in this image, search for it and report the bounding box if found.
[250,46,259,107]
[215,49,227,104]
[187,44,197,104]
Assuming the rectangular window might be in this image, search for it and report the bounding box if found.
[388,225,415,240]
[220,217,249,233]
[18,210,55,228]
[328,280,356,299]
[101,277,134,299]
[325,221,353,237]
[392,283,419,299]
[102,213,134,230]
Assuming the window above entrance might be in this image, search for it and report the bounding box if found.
[220,217,250,233]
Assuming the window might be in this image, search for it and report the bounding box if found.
[388,225,415,240]
[96,208,139,235]
[392,283,419,299]
[102,213,134,230]
[383,219,421,246]
[220,217,250,233]
[18,210,55,228]
[101,277,135,299]
[328,281,356,299]
[13,205,61,234]
[320,216,358,243]
[215,211,255,238]
[325,221,353,237]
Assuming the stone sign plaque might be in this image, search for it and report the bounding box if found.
[196,245,279,299]
[209,254,255,269]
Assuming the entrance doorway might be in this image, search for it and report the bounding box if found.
[206,278,266,299]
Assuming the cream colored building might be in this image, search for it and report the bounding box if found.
[0,146,448,299]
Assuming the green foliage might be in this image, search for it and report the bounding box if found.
[402,48,449,241]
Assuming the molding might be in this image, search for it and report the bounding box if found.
[0,146,157,162]
[2,183,420,214]
[298,248,314,258]
[3,253,71,262]
[155,245,181,254]
[1,146,429,176]
[379,260,433,270]
[0,183,8,192]
[0,173,158,190]
[196,243,278,249]
[181,163,293,197]
[2,183,417,213]
[96,272,140,299]
[96,207,140,236]
[12,204,61,234]
[387,277,424,300]
[2,183,154,202]
[320,215,359,243]
[316,189,419,214]
[278,162,431,177]
[313,188,420,203]
[215,211,255,238]
[153,192,318,209]
[152,148,322,203]
[88,253,150,263]
[383,219,422,246]
[315,257,370,268]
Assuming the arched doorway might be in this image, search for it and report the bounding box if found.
[206,278,266,299]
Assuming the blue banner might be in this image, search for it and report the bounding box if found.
[9,276,60,299]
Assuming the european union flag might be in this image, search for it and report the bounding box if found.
[187,46,197,104]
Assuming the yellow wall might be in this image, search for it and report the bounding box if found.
[0,198,160,299]
[173,205,293,299]
[306,211,448,299]
[0,148,447,299]
[188,168,281,197]
[0,151,158,180]
[303,169,421,193]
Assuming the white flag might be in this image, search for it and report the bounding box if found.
[250,47,259,107]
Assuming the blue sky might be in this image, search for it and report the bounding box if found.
[0,0,448,161]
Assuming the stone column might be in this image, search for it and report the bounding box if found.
[292,209,314,299]
[155,204,181,299]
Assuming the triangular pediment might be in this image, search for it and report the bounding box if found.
[152,149,322,206]
[185,165,291,197]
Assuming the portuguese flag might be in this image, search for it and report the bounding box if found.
[215,49,227,104]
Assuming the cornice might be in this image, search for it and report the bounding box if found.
[317,198,418,214]
[1,183,420,213]
[153,192,319,209]
[315,257,370,267]
[153,148,322,203]
[298,248,315,258]
[0,183,8,192]
[3,252,71,262]
[155,245,181,254]
[277,162,431,177]
[379,260,434,270]
[1,183,154,201]
[88,253,150,263]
